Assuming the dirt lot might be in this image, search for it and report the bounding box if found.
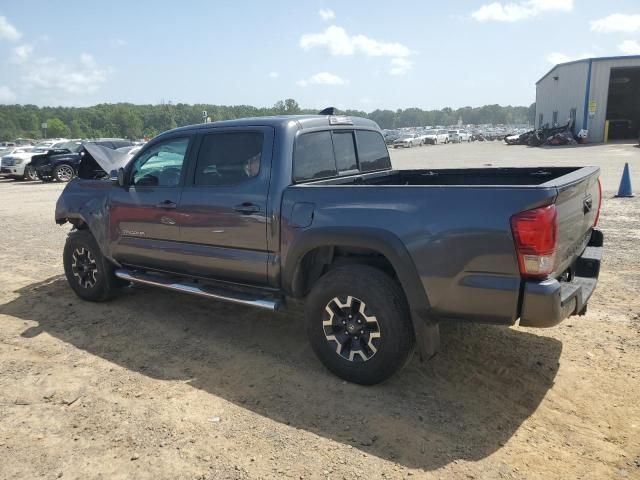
[0,142,639,480]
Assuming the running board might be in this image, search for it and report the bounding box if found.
[114,269,282,311]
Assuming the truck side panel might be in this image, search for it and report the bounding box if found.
[281,185,558,324]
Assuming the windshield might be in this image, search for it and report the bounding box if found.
[54,141,83,152]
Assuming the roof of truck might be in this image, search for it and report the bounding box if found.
[161,115,381,136]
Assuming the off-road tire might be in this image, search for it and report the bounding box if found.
[305,265,415,385]
[63,229,120,302]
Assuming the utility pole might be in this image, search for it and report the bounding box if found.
[41,122,47,139]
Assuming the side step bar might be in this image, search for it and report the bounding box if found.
[114,269,282,312]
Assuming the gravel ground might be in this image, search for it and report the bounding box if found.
[0,141,638,479]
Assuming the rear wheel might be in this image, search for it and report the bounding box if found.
[63,230,120,302]
[54,163,75,182]
[24,165,38,181]
[305,265,415,385]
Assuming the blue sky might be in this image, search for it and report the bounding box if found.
[1,0,639,110]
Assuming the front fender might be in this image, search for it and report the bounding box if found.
[55,178,114,260]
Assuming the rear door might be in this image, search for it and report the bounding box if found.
[175,127,274,286]
[110,135,193,271]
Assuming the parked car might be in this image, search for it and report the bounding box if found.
[56,113,603,385]
[424,129,449,145]
[448,129,471,143]
[31,139,135,182]
[392,133,421,148]
[0,146,39,180]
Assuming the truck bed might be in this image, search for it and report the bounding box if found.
[311,167,586,187]
[283,166,600,325]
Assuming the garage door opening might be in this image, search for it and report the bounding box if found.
[606,67,640,140]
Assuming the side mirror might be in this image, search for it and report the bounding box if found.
[117,167,126,187]
[110,168,126,187]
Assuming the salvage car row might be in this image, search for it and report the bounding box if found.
[1,138,139,182]
[385,129,472,148]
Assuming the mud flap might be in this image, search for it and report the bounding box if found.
[413,316,440,361]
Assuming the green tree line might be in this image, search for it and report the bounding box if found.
[0,100,535,141]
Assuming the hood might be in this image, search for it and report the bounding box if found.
[83,143,132,173]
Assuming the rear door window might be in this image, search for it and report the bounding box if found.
[194,132,263,186]
[355,130,391,172]
[294,131,337,182]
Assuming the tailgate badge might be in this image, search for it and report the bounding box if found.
[583,195,593,214]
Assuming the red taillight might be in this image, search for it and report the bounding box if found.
[593,178,602,227]
[510,204,558,279]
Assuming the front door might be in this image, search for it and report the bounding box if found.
[109,135,192,271]
[176,127,273,286]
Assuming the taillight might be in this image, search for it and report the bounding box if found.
[593,178,602,227]
[510,204,558,279]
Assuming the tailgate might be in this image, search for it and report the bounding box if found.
[548,167,601,276]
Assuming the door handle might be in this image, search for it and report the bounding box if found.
[234,202,260,214]
[156,200,177,209]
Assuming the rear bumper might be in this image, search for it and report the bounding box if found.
[519,229,603,327]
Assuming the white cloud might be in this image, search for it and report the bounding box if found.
[590,14,640,33]
[268,71,279,78]
[318,9,335,21]
[22,53,108,95]
[0,86,16,103]
[300,25,411,57]
[546,51,593,65]
[389,57,413,76]
[0,16,21,42]
[619,39,640,55]
[297,72,345,87]
[472,0,573,22]
[10,44,33,64]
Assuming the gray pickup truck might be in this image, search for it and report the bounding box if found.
[55,114,603,384]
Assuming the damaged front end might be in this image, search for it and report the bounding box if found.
[55,144,135,258]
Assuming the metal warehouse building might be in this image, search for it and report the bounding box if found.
[535,55,640,143]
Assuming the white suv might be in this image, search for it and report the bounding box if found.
[448,130,471,143]
[0,146,39,180]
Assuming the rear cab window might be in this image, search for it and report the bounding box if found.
[293,129,390,182]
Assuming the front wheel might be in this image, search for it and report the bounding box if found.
[63,230,121,302]
[305,265,415,385]
[54,163,75,182]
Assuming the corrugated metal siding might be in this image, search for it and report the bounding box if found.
[587,58,640,142]
[536,57,640,143]
[535,62,588,133]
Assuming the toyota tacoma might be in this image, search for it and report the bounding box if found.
[55,113,603,384]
